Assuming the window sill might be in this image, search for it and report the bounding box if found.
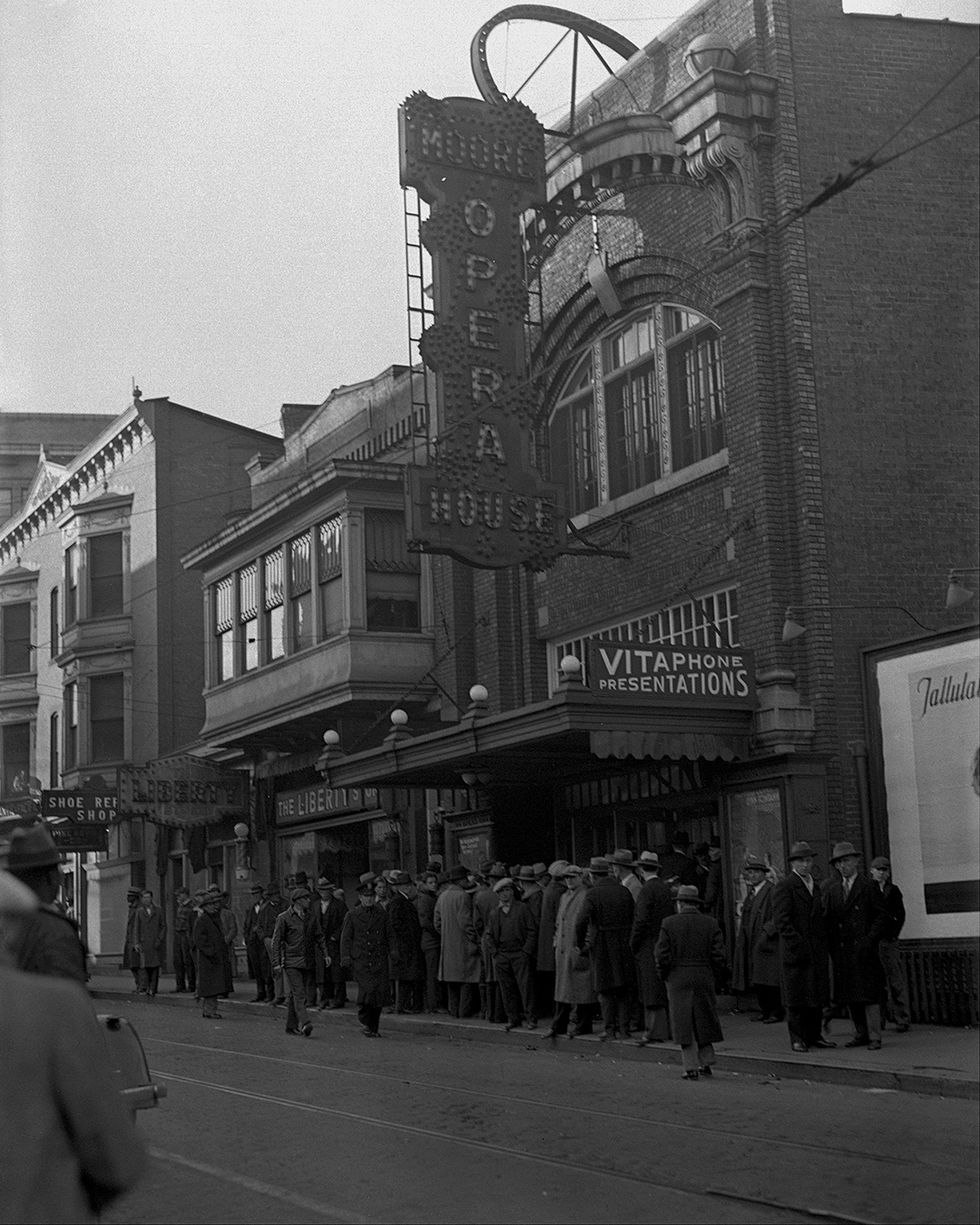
[570,450,728,530]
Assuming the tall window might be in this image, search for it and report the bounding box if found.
[238,563,258,672]
[89,532,124,616]
[90,673,125,762]
[289,532,313,651]
[64,683,78,770]
[0,602,32,675]
[49,587,59,658]
[0,722,30,800]
[318,517,344,640]
[549,304,726,515]
[364,509,420,631]
[65,544,79,626]
[214,576,235,683]
[49,712,60,785]
[263,548,285,662]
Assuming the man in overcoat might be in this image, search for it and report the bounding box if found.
[415,870,443,1013]
[732,856,783,1023]
[574,856,635,1040]
[547,865,596,1038]
[825,841,889,1049]
[243,883,269,1002]
[387,869,423,1012]
[771,841,837,1053]
[193,886,227,1019]
[485,877,538,1031]
[534,860,567,1022]
[340,872,393,1036]
[122,888,142,987]
[258,882,287,1005]
[131,889,166,997]
[172,885,197,994]
[629,851,673,1045]
[6,823,88,986]
[655,884,727,1079]
[313,877,349,1009]
[434,864,481,1018]
[870,855,911,1032]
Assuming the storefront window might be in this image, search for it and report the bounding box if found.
[726,786,785,920]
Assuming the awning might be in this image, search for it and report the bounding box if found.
[590,729,747,762]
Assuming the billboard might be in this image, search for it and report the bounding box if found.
[873,631,979,938]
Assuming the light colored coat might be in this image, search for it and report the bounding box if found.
[553,887,596,1005]
[434,884,480,983]
[131,904,165,970]
[0,966,144,1223]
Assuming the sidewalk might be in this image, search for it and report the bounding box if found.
[89,971,979,1101]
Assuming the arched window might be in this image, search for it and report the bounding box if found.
[549,305,726,515]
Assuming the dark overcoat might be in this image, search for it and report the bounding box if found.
[13,905,88,985]
[732,879,780,992]
[771,871,830,1008]
[574,876,635,993]
[132,904,166,970]
[654,910,726,1047]
[387,891,423,979]
[630,876,673,1008]
[825,873,889,1005]
[340,904,392,1008]
[192,910,227,998]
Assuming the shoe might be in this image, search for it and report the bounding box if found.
[634,1036,651,1047]
[867,1040,882,1050]
[360,1026,379,1038]
[598,1030,618,1043]
[301,1023,313,1037]
[681,1070,699,1080]
[203,1013,223,1020]
[812,1039,837,1049]
[272,997,286,1006]
[791,1041,809,1053]
[285,1027,300,1035]
[845,1036,869,1048]
[526,1019,538,1031]
[248,996,267,1004]
[762,1016,781,1024]
[894,1023,910,1033]
[699,1065,713,1077]
[750,1014,768,1022]
[504,1021,520,1032]
[543,1029,559,1043]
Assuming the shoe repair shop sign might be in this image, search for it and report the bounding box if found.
[586,641,756,708]
[42,789,119,852]
[399,92,566,569]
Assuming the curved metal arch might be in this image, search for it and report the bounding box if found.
[471,6,640,107]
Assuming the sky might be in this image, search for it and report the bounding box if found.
[1,0,977,439]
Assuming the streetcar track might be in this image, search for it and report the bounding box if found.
[153,1069,862,1224]
[145,1036,969,1179]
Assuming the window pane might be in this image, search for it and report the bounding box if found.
[364,510,418,631]
[319,578,343,640]
[291,590,313,651]
[65,683,78,769]
[318,517,343,579]
[667,327,725,471]
[1,722,30,800]
[90,673,125,762]
[1,602,32,675]
[49,712,59,785]
[89,533,123,617]
[290,532,312,593]
[65,545,79,626]
[605,363,660,498]
[238,564,258,672]
[214,576,235,682]
[50,587,59,659]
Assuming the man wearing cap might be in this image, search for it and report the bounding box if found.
[732,857,783,1024]
[131,890,166,997]
[340,873,393,1036]
[387,870,423,1013]
[630,852,673,1045]
[313,877,349,1010]
[272,887,326,1037]
[193,887,227,1020]
[535,860,568,1023]
[486,877,539,1031]
[243,883,269,1002]
[548,865,596,1039]
[772,841,836,1053]
[434,865,481,1017]
[825,842,889,1050]
[0,867,145,1222]
[574,857,635,1041]
[4,823,88,986]
[172,885,197,994]
[869,856,910,1033]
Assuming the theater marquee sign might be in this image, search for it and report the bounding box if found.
[399,91,566,569]
[586,641,756,708]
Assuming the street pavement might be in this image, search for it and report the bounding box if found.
[95,987,978,1225]
[89,969,979,1101]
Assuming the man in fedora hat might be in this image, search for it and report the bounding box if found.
[415,868,444,1013]
[272,886,326,1037]
[630,852,673,1046]
[122,887,142,988]
[772,841,836,1053]
[193,887,227,1020]
[172,885,197,994]
[655,884,727,1079]
[131,889,166,997]
[340,873,392,1036]
[434,865,481,1017]
[257,882,288,1006]
[732,856,783,1023]
[4,822,87,985]
[313,876,349,1010]
[387,870,423,1013]
[658,830,700,893]
[243,883,269,1002]
[574,856,635,1041]
[825,841,889,1050]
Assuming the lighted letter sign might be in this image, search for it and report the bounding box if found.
[399,92,566,569]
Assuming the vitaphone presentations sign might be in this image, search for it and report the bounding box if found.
[398,91,565,569]
[586,641,756,708]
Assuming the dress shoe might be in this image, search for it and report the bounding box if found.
[272,997,286,1006]
[845,1036,869,1048]
[762,1016,781,1024]
[301,1023,313,1037]
[248,996,267,1004]
[526,1019,538,1031]
[504,1021,520,1032]
[681,1069,699,1080]
[791,1041,809,1053]
[698,1065,713,1077]
[285,1027,300,1035]
[203,1013,223,1021]
[894,1023,910,1033]
[812,1039,837,1049]
[360,1026,379,1038]
[750,1014,768,1022]
[867,1039,882,1050]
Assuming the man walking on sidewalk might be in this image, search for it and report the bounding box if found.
[272,886,326,1037]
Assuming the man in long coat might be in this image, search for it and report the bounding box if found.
[655,884,727,1079]
[629,851,673,1045]
[340,872,392,1037]
[485,877,538,1031]
[415,870,443,1013]
[471,864,502,1021]
[172,885,197,994]
[6,823,88,986]
[243,883,269,1002]
[122,888,142,987]
[132,889,166,997]
[257,883,287,1005]
[771,841,837,1053]
[434,865,480,1018]
[313,877,349,1010]
[732,855,783,1023]
[825,841,889,1049]
[535,860,568,1023]
[574,857,635,1040]
[547,865,596,1038]
[192,887,227,1019]
[387,870,423,1013]
[870,855,911,1032]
